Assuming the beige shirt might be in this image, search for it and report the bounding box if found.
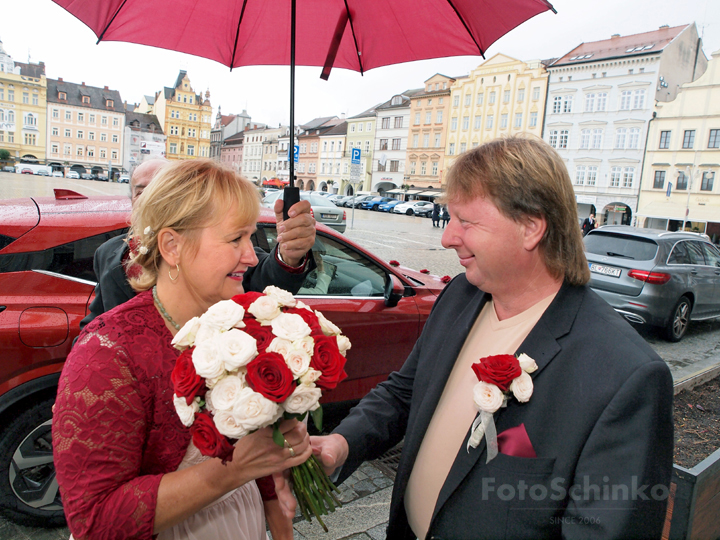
[405,294,555,539]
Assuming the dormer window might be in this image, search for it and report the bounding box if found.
[106,99,114,107]
[82,96,90,104]
[391,96,402,106]
[59,91,67,100]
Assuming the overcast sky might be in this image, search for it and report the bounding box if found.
[2,0,718,127]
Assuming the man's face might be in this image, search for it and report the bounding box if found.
[130,161,165,206]
[441,195,526,295]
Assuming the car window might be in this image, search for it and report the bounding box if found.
[262,227,386,297]
[583,232,658,261]
[686,241,706,265]
[305,194,335,207]
[668,242,691,265]
[0,228,128,281]
[701,243,720,268]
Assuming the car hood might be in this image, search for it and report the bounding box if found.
[393,264,449,296]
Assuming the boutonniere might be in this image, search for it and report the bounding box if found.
[467,353,538,462]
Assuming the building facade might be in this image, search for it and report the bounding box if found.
[123,111,166,175]
[0,39,47,165]
[637,48,720,243]
[296,117,340,191]
[261,126,285,183]
[242,126,267,183]
[210,107,253,161]
[343,107,377,194]
[221,130,244,173]
[546,24,707,225]
[152,71,212,160]
[46,78,124,176]
[317,121,347,192]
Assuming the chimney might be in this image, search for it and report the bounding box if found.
[81,81,85,86]
[58,77,63,82]
[659,25,669,29]
[104,86,109,90]
[611,34,620,38]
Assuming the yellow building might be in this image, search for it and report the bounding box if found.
[407,73,456,189]
[637,49,720,243]
[150,71,212,160]
[0,39,47,164]
[445,54,549,173]
[343,107,377,194]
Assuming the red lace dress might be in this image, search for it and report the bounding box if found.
[52,291,265,540]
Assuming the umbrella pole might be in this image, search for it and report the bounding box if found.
[283,0,300,221]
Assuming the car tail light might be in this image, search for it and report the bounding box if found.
[628,269,671,285]
[343,210,346,220]
[310,209,314,218]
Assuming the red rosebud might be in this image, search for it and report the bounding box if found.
[471,355,521,392]
[171,348,204,405]
[242,318,276,352]
[440,275,451,283]
[232,291,264,310]
[246,352,296,402]
[311,335,348,391]
[420,269,430,274]
[191,411,235,462]
[285,307,323,336]
[389,260,400,267]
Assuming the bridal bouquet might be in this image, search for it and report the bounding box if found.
[170,286,350,530]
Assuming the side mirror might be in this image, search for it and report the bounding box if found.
[384,273,404,308]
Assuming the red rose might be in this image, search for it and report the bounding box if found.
[286,307,323,336]
[471,354,521,392]
[171,348,205,405]
[440,275,451,284]
[242,318,276,352]
[191,411,235,462]
[310,335,348,391]
[232,291,264,310]
[246,352,296,402]
[389,260,400,267]
[420,269,429,274]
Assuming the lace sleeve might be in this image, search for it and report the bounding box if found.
[53,331,161,540]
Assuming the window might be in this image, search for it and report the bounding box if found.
[111,150,118,160]
[682,130,695,149]
[451,117,458,131]
[701,172,714,191]
[106,99,114,108]
[653,171,666,189]
[52,109,59,119]
[102,116,108,126]
[89,114,95,123]
[64,128,71,137]
[514,113,522,128]
[414,113,420,125]
[112,134,118,143]
[77,130,84,139]
[76,146,83,157]
[8,87,14,101]
[633,90,645,109]
[410,161,416,174]
[532,87,540,101]
[420,161,427,175]
[65,110,72,120]
[388,160,398,172]
[436,110,443,123]
[23,113,37,127]
[676,171,688,190]
[64,144,71,156]
[425,111,432,124]
[529,112,538,128]
[477,93,484,106]
[24,133,36,145]
[101,133,107,142]
[503,90,510,103]
[365,140,370,153]
[628,127,640,149]
[563,95,573,113]
[708,129,720,149]
[87,147,94,158]
[575,165,586,185]
[427,99,432,106]
[434,134,441,147]
[517,89,525,102]
[100,148,107,159]
[549,130,568,149]
[463,94,471,107]
[580,129,590,149]
[596,93,607,112]
[77,113,84,123]
[449,142,455,155]
[412,134,419,147]
[52,127,59,136]
[622,167,635,188]
[379,139,388,151]
[486,116,494,129]
[350,124,356,133]
[0,87,4,101]
[392,138,401,150]
[460,142,467,154]
[170,126,178,135]
[585,93,595,112]
[500,114,508,129]
[659,131,671,149]
[610,167,621,187]
[620,91,632,110]
[394,117,403,128]
[592,129,603,149]
[423,134,429,148]
[489,92,496,104]
[381,117,390,129]
[367,122,372,131]
[615,128,627,149]
[587,166,597,186]
[552,96,562,113]
[453,95,460,107]
[474,115,482,129]
[51,143,59,154]
[432,161,438,175]
[462,116,469,130]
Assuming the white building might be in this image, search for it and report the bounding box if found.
[242,126,266,183]
[123,111,166,174]
[545,24,707,225]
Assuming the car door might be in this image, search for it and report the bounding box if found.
[257,225,422,403]
[700,242,720,316]
[685,240,715,316]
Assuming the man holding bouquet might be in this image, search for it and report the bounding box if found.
[313,136,673,539]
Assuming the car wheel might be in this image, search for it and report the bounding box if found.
[0,398,65,527]
[406,209,413,215]
[664,296,692,342]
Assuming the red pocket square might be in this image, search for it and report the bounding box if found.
[497,423,537,458]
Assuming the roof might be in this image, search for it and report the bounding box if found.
[221,114,236,127]
[376,88,423,110]
[47,78,123,111]
[14,61,45,78]
[125,111,164,134]
[224,131,245,143]
[174,70,187,89]
[552,24,689,67]
[349,104,381,119]
[301,116,338,130]
[321,121,348,136]
[144,94,155,105]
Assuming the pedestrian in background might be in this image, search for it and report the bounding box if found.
[441,206,450,228]
[431,202,440,227]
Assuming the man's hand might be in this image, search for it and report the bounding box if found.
[274,199,316,267]
[310,434,349,476]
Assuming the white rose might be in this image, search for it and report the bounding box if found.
[201,299,245,330]
[171,317,201,349]
[248,295,282,322]
[218,329,258,371]
[510,371,534,403]
[293,336,315,356]
[295,300,313,311]
[173,394,200,427]
[316,310,341,336]
[210,375,247,412]
[267,337,293,357]
[263,286,297,308]
[204,389,215,413]
[336,335,351,357]
[299,368,322,385]
[213,409,250,439]
[271,313,311,341]
[283,384,322,414]
[473,381,505,413]
[194,323,221,345]
[192,340,226,380]
[517,353,538,373]
[205,373,225,389]
[233,387,282,431]
[284,348,311,378]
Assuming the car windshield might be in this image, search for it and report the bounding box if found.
[584,232,658,261]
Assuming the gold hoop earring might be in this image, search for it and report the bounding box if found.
[169,263,180,282]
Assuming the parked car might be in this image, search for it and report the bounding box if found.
[378,199,402,212]
[326,194,346,205]
[118,175,130,184]
[20,168,33,175]
[66,171,80,179]
[584,226,720,342]
[81,173,93,180]
[1,166,15,173]
[34,170,49,177]
[344,194,374,208]
[393,200,435,217]
[96,175,109,182]
[0,191,446,527]
[360,196,394,211]
[51,171,64,178]
[262,190,347,234]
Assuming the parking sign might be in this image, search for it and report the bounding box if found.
[351,147,361,164]
[294,145,299,163]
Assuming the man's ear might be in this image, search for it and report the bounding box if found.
[157,228,182,266]
[522,215,547,252]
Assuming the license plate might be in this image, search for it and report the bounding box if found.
[589,263,621,278]
[320,213,335,220]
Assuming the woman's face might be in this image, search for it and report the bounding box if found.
[180,209,259,313]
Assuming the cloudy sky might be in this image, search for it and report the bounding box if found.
[2,0,718,127]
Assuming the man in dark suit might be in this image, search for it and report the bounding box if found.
[80,159,316,330]
[582,213,597,236]
[312,137,673,539]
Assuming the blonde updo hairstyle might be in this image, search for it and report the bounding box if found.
[128,159,260,291]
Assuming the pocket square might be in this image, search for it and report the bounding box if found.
[497,423,537,458]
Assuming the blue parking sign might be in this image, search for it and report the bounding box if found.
[351,148,361,164]
[294,145,299,163]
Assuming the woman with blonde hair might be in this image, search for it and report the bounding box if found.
[53,160,312,540]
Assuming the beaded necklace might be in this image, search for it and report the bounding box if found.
[152,285,181,330]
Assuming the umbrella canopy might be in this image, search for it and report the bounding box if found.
[52,0,554,75]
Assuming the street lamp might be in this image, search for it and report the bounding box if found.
[681,166,695,232]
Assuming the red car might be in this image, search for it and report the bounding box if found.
[0,190,446,527]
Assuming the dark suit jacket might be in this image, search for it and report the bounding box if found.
[80,233,312,330]
[334,277,673,540]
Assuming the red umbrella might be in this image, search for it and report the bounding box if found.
[52,0,555,210]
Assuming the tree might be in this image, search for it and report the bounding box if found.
[0,149,11,162]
